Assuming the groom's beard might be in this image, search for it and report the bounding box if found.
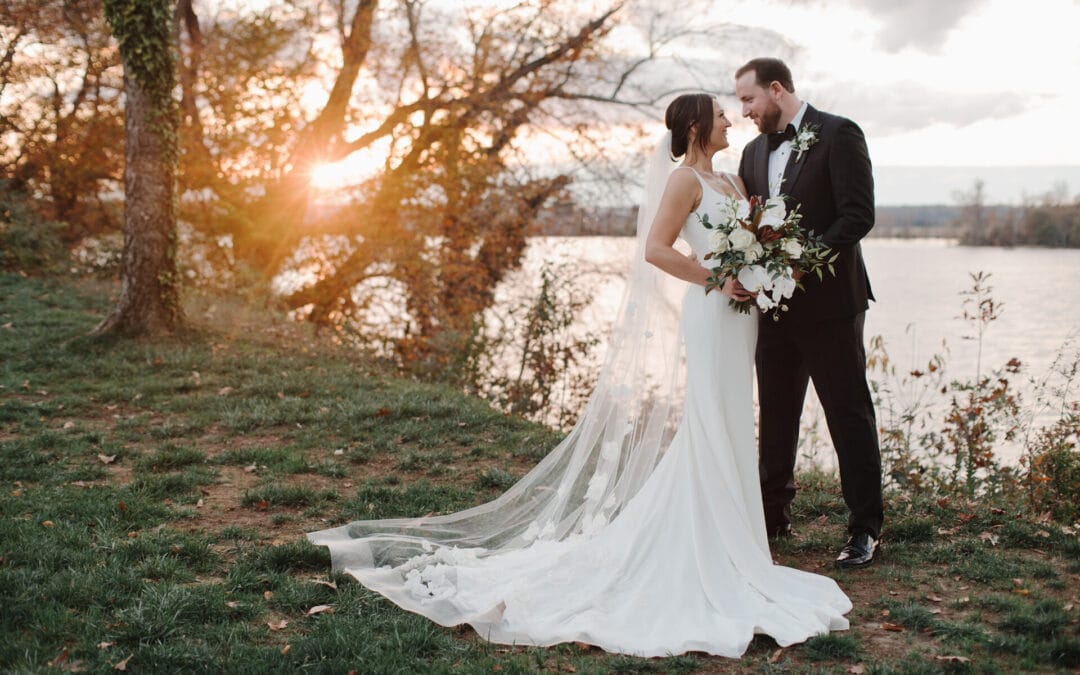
[759,100,783,134]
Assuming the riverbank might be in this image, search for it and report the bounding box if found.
[1,274,1077,672]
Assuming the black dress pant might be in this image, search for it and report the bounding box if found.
[756,312,883,538]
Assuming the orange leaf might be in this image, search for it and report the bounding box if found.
[113,655,132,671]
[881,622,905,632]
[268,619,288,631]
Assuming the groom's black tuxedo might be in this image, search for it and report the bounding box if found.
[738,105,874,323]
[738,104,884,539]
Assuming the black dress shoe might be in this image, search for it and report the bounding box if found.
[835,532,878,569]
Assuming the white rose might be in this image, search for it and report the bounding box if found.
[727,227,755,251]
[758,210,784,230]
[764,196,787,219]
[782,239,803,259]
[734,198,750,220]
[708,230,730,253]
[743,240,764,263]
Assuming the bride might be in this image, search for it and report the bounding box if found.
[307,93,852,658]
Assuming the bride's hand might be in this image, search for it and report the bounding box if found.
[723,278,755,301]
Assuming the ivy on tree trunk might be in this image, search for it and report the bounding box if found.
[95,0,183,336]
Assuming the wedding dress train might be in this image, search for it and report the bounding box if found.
[308,170,851,658]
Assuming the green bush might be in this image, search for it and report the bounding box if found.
[0,182,67,273]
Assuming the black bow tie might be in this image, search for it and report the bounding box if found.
[767,124,797,151]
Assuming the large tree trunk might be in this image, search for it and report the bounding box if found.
[94,64,182,335]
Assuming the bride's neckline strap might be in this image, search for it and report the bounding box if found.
[677,167,747,200]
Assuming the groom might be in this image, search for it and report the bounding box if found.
[734,58,883,568]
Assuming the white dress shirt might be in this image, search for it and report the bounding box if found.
[767,101,809,198]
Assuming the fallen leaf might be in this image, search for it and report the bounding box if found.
[1012,588,1030,596]
[2,322,12,329]
[97,642,115,650]
[990,507,1006,516]
[881,622,905,632]
[958,513,975,523]
[117,501,127,512]
[42,520,55,527]
[1036,530,1050,538]
[217,386,235,396]
[979,531,999,546]
[1012,578,1024,586]
[264,591,274,600]
[929,608,943,615]
[375,407,392,417]
[244,464,257,473]
[881,609,891,617]
[848,666,866,675]
[934,655,971,664]
[255,500,269,511]
[191,371,201,386]
[1064,603,1074,611]
[277,391,285,399]
[492,666,503,673]
[48,648,70,667]
[958,596,970,603]
[937,526,960,536]
[196,499,204,508]
[306,604,334,616]
[333,448,344,456]
[97,454,116,465]
[280,645,291,656]
[768,648,784,663]
[225,601,241,609]
[113,655,132,671]
[267,619,288,631]
[10,489,21,497]
[127,532,137,538]
[62,421,75,429]
[926,594,943,603]
[311,580,338,590]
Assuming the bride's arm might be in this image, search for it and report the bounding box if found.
[644,171,711,287]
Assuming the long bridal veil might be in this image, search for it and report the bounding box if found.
[308,133,688,619]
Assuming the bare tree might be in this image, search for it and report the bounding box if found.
[94,0,182,336]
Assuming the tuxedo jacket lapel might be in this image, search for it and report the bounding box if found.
[782,105,823,197]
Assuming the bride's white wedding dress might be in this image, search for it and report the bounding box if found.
[308,169,851,658]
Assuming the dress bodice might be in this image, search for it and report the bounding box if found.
[679,169,749,259]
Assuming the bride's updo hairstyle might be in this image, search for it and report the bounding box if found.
[665,93,715,160]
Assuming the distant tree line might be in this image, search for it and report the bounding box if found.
[956,180,1080,248]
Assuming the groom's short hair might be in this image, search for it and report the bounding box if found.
[736,58,795,94]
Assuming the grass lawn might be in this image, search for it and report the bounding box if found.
[2,273,1078,673]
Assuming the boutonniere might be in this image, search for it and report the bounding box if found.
[791,123,820,162]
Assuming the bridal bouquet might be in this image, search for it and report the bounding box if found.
[700,194,837,320]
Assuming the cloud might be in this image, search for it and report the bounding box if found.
[809,80,1038,134]
[867,0,986,51]
[788,0,988,52]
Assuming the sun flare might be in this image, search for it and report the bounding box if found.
[310,142,391,190]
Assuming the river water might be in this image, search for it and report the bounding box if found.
[493,237,1080,466]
